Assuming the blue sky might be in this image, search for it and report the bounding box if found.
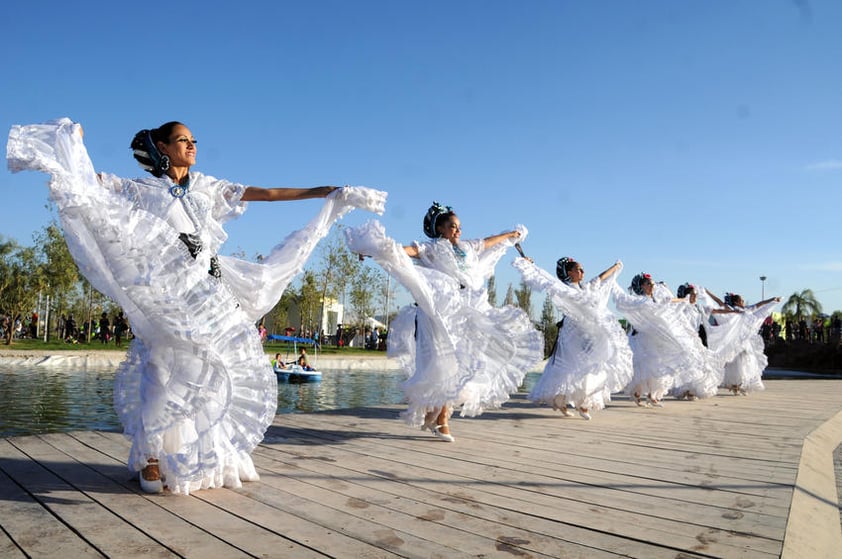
[2,0,841,314]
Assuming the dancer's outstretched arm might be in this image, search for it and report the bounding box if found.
[242,185,338,201]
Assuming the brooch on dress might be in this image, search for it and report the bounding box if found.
[168,177,190,198]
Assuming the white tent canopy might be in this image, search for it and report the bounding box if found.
[364,316,386,329]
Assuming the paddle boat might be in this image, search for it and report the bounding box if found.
[267,334,323,382]
[273,362,322,383]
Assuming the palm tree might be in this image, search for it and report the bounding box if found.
[781,289,822,319]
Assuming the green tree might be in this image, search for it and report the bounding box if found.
[313,229,360,332]
[0,243,42,344]
[348,266,382,329]
[515,279,532,319]
[0,236,19,304]
[34,223,80,338]
[503,284,514,306]
[538,294,558,359]
[297,271,321,335]
[487,275,497,307]
[781,289,822,320]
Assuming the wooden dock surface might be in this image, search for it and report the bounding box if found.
[1,379,841,558]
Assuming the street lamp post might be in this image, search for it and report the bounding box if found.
[760,276,767,300]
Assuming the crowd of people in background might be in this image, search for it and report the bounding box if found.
[0,310,132,346]
[769,315,842,345]
[3,307,841,350]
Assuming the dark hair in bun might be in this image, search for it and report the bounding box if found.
[677,283,695,298]
[422,201,455,239]
[630,273,653,295]
[130,121,183,177]
[556,257,578,284]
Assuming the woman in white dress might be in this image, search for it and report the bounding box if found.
[513,256,632,419]
[614,274,713,407]
[668,283,725,400]
[7,119,385,494]
[707,291,781,395]
[345,202,543,442]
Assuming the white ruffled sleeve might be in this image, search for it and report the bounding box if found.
[474,224,527,280]
[219,186,386,321]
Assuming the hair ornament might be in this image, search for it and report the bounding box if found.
[423,201,454,239]
[724,292,741,307]
[556,256,577,284]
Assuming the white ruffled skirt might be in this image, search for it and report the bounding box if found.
[346,220,544,427]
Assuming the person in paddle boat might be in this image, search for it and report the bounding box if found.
[344,201,544,443]
[297,355,315,371]
[7,118,386,495]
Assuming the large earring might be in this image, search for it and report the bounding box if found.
[159,155,171,172]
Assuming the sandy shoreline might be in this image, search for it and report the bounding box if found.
[0,348,403,371]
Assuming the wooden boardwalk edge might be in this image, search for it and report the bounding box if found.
[781,408,842,559]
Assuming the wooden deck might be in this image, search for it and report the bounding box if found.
[1,379,841,558]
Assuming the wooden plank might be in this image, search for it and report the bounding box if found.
[0,531,26,559]
[263,412,781,557]
[252,443,703,559]
[194,483,409,559]
[0,378,838,558]
[48,431,328,558]
[246,453,607,559]
[281,401,794,515]
[8,434,179,558]
[0,439,105,558]
[19,432,252,558]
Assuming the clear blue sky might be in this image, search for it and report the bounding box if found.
[2,1,841,314]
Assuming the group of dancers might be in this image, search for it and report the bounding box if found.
[6,118,779,496]
[347,203,781,439]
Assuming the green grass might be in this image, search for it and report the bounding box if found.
[2,337,384,356]
[0,337,122,351]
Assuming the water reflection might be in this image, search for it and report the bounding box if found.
[0,364,436,437]
[0,364,545,438]
[12,366,824,437]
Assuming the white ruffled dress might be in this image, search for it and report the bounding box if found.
[713,300,778,394]
[668,290,725,399]
[614,284,716,403]
[513,260,633,413]
[7,119,385,494]
[345,220,544,427]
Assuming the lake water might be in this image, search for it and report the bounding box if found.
[0,364,832,438]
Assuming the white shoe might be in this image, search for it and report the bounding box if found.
[578,408,591,420]
[140,459,163,494]
[431,425,455,443]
